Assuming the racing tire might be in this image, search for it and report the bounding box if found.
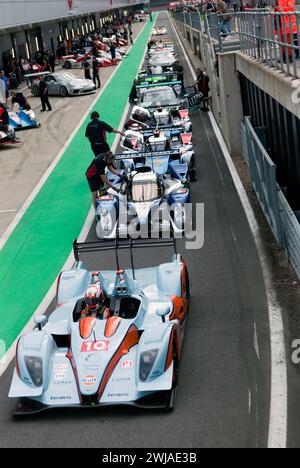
[60,86,68,97]
[32,86,40,97]
[64,61,72,70]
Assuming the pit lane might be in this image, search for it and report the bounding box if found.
[0,11,271,448]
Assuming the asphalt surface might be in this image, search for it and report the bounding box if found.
[0,12,272,448]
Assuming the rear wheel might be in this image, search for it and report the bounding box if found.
[32,86,39,97]
[64,61,72,70]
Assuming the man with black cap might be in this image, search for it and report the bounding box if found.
[85,151,124,208]
[85,111,125,157]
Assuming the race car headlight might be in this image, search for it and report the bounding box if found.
[139,349,159,382]
[24,356,43,387]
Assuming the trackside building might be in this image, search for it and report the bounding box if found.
[0,0,144,70]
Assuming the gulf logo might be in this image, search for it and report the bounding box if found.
[82,375,97,387]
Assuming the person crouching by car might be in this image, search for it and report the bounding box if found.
[85,151,123,208]
[10,91,30,111]
[85,111,125,156]
[129,79,139,104]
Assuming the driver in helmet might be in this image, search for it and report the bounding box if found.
[81,282,110,319]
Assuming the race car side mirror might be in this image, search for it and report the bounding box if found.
[34,315,47,331]
[156,304,171,323]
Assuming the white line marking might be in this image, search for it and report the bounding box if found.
[170,13,287,449]
[0,210,17,214]
[63,106,73,113]
[254,322,260,361]
[0,19,156,379]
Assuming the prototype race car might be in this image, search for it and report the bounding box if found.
[9,238,190,413]
[120,129,196,181]
[148,51,177,68]
[137,82,202,112]
[9,109,40,131]
[126,105,192,133]
[95,163,190,239]
[28,72,96,97]
[152,26,168,36]
[138,67,176,85]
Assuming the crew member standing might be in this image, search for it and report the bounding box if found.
[174,60,185,89]
[85,111,125,156]
[83,59,92,81]
[92,57,101,89]
[39,78,52,112]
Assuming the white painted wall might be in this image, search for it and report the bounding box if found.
[0,0,139,29]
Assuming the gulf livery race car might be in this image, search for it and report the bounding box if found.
[95,162,190,239]
[9,109,40,131]
[152,26,168,36]
[120,129,196,181]
[126,105,192,133]
[9,238,190,413]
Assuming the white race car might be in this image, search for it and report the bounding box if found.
[153,26,168,36]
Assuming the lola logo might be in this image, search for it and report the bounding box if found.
[82,375,97,387]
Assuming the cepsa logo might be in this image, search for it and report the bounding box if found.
[81,340,110,353]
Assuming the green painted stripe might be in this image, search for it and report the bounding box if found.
[0,18,155,355]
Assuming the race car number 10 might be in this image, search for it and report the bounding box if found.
[81,340,110,352]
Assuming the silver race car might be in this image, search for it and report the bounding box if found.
[29,72,96,97]
[9,238,190,414]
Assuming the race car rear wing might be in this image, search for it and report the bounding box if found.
[24,72,51,78]
[73,238,178,279]
[114,149,181,160]
[137,81,182,90]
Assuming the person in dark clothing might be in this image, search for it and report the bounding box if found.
[92,57,101,88]
[85,151,123,207]
[11,91,29,110]
[85,111,125,157]
[39,79,52,112]
[174,60,185,89]
[109,42,117,64]
[83,60,92,80]
[196,69,210,111]
[48,52,55,73]
[129,79,139,103]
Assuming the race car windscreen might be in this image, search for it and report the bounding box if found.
[142,88,177,106]
[132,179,159,202]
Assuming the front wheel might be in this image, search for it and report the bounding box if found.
[60,86,68,97]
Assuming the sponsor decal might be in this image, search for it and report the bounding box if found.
[53,364,68,380]
[121,359,134,369]
[82,374,97,387]
[50,396,72,401]
[53,380,72,386]
[81,340,109,353]
[107,392,129,398]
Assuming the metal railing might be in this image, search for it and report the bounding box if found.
[171,10,300,78]
[241,117,300,280]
